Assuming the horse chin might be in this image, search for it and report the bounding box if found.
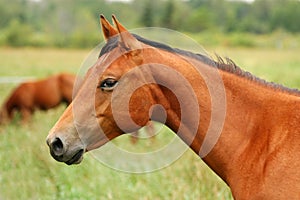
[65,149,84,165]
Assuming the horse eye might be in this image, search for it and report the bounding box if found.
[99,78,118,91]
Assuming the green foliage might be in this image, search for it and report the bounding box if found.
[187,31,300,49]
[226,33,256,47]
[140,0,154,27]
[183,7,214,32]
[4,19,34,47]
[0,0,300,48]
[161,0,176,29]
[270,0,300,33]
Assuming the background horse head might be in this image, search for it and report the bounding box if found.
[0,73,76,124]
[46,15,300,199]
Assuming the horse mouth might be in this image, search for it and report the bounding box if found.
[65,149,84,165]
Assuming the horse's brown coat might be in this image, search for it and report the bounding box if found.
[0,73,75,123]
[46,16,300,199]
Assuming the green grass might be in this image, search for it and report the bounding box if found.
[0,47,300,200]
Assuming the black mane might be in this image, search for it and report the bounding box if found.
[100,34,300,96]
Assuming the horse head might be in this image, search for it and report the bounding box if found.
[46,15,167,164]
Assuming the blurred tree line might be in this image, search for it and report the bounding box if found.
[0,0,299,48]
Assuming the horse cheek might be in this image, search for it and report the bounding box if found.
[129,88,152,127]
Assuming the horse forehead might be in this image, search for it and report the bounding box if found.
[96,43,155,77]
[94,48,122,72]
[110,56,134,71]
[97,54,135,77]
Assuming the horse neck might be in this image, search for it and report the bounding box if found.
[216,72,300,184]
[147,51,300,185]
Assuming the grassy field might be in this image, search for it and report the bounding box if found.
[0,46,300,200]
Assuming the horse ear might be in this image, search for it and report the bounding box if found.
[100,14,118,41]
[112,15,142,51]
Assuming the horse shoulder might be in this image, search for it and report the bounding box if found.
[229,98,300,199]
[256,99,300,197]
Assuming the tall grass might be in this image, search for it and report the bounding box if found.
[0,47,300,199]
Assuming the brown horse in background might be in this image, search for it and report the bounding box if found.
[0,73,76,123]
[46,15,300,199]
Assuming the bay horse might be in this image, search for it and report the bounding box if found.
[46,15,300,199]
[0,73,75,123]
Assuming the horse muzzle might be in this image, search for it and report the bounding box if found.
[46,134,85,165]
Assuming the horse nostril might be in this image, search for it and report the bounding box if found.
[50,137,64,156]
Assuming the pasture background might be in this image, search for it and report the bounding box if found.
[0,46,300,200]
[1,0,300,199]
